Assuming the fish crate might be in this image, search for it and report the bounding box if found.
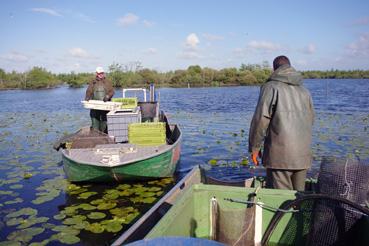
[111,97,138,111]
[128,122,166,146]
[107,108,141,143]
[82,100,122,111]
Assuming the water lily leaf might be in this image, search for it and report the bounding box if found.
[5,208,38,219]
[69,188,88,195]
[109,207,137,218]
[17,216,49,229]
[6,217,24,226]
[104,220,123,233]
[147,187,162,192]
[156,191,164,196]
[78,191,97,199]
[23,173,33,179]
[51,232,80,245]
[240,158,249,166]
[0,241,21,246]
[87,212,106,220]
[119,190,133,196]
[0,191,13,195]
[5,197,23,205]
[97,201,116,210]
[29,239,50,246]
[52,225,80,235]
[77,203,96,211]
[119,212,140,224]
[62,215,86,225]
[7,227,45,242]
[9,184,23,189]
[85,222,104,233]
[72,221,89,230]
[103,192,119,200]
[116,184,131,190]
[53,213,66,220]
[208,159,218,165]
[90,199,105,205]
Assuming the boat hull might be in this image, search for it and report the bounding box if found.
[62,141,180,182]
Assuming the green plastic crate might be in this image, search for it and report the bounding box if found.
[128,122,166,146]
[112,97,138,109]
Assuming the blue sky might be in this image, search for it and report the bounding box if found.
[1,0,369,73]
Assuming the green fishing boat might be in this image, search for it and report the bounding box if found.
[54,87,182,182]
[113,165,369,246]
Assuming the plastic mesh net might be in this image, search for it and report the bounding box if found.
[263,195,369,246]
[318,157,369,205]
[216,206,255,246]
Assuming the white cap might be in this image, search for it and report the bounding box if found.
[96,67,104,73]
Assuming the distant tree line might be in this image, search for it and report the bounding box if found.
[0,63,368,90]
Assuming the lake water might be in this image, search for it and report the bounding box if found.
[0,79,368,245]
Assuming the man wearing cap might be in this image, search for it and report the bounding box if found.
[248,55,315,191]
[85,67,114,133]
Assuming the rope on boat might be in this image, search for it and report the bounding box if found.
[224,198,299,213]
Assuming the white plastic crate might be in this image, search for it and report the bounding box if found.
[81,100,122,111]
[107,108,141,142]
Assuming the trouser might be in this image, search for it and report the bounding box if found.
[90,109,108,133]
[266,168,307,191]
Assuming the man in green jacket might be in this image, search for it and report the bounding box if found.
[248,56,314,191]
[85,67,114,133]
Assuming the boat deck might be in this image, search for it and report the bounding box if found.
[63,143,171,167]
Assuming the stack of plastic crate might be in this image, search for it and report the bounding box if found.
[128,122,166,146]
[107,108,141,142]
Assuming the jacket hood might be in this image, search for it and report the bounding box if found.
[268,64,303,86]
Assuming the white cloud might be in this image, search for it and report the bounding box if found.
[301,44,316,54]
[143,20,155,27]
[0,51,29,62]
[346,33,369,57]
[68,48,90,58]
[202,33,224,41]
[31,8,63,17]
[247,40,281,51]
[185,33,200,49]
[118,13,139,27]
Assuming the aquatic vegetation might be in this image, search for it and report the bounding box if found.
[86,212,106,219]
[7,227,45,243]
[85,222,105,233]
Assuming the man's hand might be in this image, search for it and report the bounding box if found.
[251,150,262,166]
[103,96,108,102]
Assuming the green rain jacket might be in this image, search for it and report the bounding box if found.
[248,64,315,170]
[85,76,114,101]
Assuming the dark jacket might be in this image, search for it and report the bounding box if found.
[85,76,114,101]
[248,64,315,170]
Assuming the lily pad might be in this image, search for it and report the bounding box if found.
[53,213,66,220]
[78,191,98,199]
[5,197,23,205]
[87,212,106,220]
[85,222,105,233]
[90,199,105,205]
[5,208,38,219]
[17,216,49,229]
[62,215,86,225]
[51,232,80,245]
[104,220,123,233]
[77,203,96,211]
[7,227,45,242]
[9,184,23,189]
[208,159,218,165]
[97,201,117,210]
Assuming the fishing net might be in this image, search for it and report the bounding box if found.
[216,205,256,246]
[53,127,114,150]
[262,158,369,246]
[318,157,369,205]
[261,194,369,246]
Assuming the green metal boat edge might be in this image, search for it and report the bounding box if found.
[61,124,182,182]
